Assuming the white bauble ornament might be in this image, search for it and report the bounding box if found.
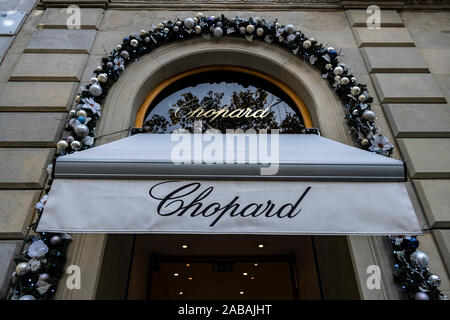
[130,39,139,47]
[71,140,82,151]
[302,40,311,49]
[256,27,264,37]
[89,83,102,97]
[16,262,30,276]
[350,86,361,96]
[333,66,344,76]
[97,73,108,83]
[56,140,69,151]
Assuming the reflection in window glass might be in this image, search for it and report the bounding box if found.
[143,71,305,133]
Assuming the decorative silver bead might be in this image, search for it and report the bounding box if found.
[130,39,139,47]
[213,27,223,38]
[184,17,195,29]
[285,24,296,34]
[74,124,89,138]
[56,140,69,151]
[340,77,350,85]
[358,94,367,102]
[76,110,87,118]
[333,66,344,76]
[411,250,429,268]
[97,73,108,83]
[350,86,361,96]
[362,110,376,121]
[246,24,255,34]
[89,83,102,97]
[71,140,82,151]
[50,235,62,245]
[428,274,441,287]
[302,40,312,49]
[194,25,202,34]
[120,50,129,59]
[413,292,430,300]
[256,27,264,37]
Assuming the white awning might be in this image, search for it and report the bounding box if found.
[37,134,421,235]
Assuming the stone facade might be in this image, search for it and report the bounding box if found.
[0,0,449,299]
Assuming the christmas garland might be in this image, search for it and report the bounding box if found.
[9,14,445,300]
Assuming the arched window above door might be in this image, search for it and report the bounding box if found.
[134,66,313,133]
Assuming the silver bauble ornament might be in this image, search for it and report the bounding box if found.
[350,86,361,96]
[106,61,114,69]
[340,77,350,85]
[351,77,357,83]
[333,66,344,76]
[428,274,441,287]
[334,76,341,82]
[82,136,94,146]
[302,40,311,49]
[246,24,255,34]
[144,36,150,43]
[97,73,108,83]
[413,292,430,300]
[139,30,147,37]
[197,12,204,18]
[361,138,369,146]
[358,94,367,102]
[352,109,359,116]
[71,140,82,151]
[50,235,62,245]
[69,109,77,118]
[163,27,169,34]
[256,27,264,37]
[19,295,36,300]
[362,110,376,121]
[89,77,98,84]
[184,17,195,29]
[130,39,139,47]
[75,124,89,138]
[176,20,182,26]
[239,26,246,35]
[157,22,164,29]
[213,27,223,38]
[327,46,335,52]
[56,140,69,151]
[16,262,30,276]
[66,135,75,144]
[216,21,222,28]
[89,83,102,97]
[194,25,202,34]
[173,26,179,33]
[76,109,87,118]
[38,273,50,282]
[120,50,129,59]
[116,44,122,49]
[410,250,429,268]
[325,63,332,70]
[285,24,295,34]
[209,16,215,21]
[95,66,103,72]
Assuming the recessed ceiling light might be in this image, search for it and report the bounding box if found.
[239,291,244,295]
[254,263,258,267]
[251,277,255,280]
[179,291,183,295]
[186,263,190,267]
[258,244,264,248]
[182,244,188,249]
[188,277,192,280]
[243,272,248,276]
[174,273,179,277]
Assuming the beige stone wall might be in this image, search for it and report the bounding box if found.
[0,2,449,299]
